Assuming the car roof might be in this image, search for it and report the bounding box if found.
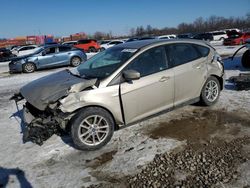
[114,39,209,50]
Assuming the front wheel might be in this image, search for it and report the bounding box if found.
[71,107,114,150]
[23,62,36,73]
[200,76,220,106]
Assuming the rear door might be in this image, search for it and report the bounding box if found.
[165,43,208,106]
[120,46,174,124]
[55,46,72,65]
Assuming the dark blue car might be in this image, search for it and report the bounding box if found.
[9,44,87,73]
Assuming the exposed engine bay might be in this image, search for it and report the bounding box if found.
[11,69,98,145]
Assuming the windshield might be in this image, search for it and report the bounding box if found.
[33,47,44,54]
[76,47,137,79]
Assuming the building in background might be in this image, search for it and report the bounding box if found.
[0,32,87,48]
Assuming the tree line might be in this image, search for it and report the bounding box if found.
[92,13,250,40]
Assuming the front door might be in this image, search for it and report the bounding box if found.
[120,46,174,124]
[38,47,57,68]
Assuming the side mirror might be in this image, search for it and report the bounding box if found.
[123,69,140,81]
[41,51,46,56]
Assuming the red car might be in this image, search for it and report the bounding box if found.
[224,32,250,45]
[74,39,100,52]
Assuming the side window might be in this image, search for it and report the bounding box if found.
[19,47,28,51]
[59,46,71,52]
[166,44,201,67]
[126,46,168,77]
[194,44,210,57]
[45,47,56,55]
[78,40,89,44]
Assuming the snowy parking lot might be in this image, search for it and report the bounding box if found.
[0,45,250,187]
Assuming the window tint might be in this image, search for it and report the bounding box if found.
[78,40,90,44]
[45,47,56,55]
[194,44,210,57]
[59,46,71,52]
[110,41,123,45]
[126,46,168,77]
[19,47,28,51]
[166,44,200,66]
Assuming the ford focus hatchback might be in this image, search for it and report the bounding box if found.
[13,39,224,150]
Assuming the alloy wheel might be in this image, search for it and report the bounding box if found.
[78,115,109,146]
[205,80,219,102]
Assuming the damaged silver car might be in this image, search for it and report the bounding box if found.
[12,39,224,150]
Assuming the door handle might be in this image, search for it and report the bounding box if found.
[159,76,170,82]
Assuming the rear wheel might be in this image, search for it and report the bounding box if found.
[71,107,114,150]
[70,56,81,67]
[200,76,220,106]
[88,47,96,53]
[23,62,35,73]
[242,50,250,68]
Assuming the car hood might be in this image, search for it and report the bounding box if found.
[11,54,34,61]
[20,70,97,111]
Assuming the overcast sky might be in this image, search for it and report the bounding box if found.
[0,0,249,38]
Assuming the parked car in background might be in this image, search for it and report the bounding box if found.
[62,41,77,47]
[9,44,87,73]
[193,33,214,41]
[0,48,15,62]
[16,39,224,150]
[157,35,176,39]
[99,40,111,45]
[74,39,101,52]
[11,45,38,56]
[126,36,156,42]
[100,40,125,51]
[177,33,194,39]
[210,31,228,41]
[224,32,250,45]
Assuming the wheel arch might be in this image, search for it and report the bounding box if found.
[66,105,120,132]
[22,61,37,71]
[70,55,82,61]
[210,74,224,90]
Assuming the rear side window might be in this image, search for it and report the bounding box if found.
[78,40,90,44]
[166,43,200,66]
[59,46,71,52]
[193,44,210,57]
[126,46,168,77]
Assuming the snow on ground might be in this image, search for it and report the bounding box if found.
[0,46,250,187]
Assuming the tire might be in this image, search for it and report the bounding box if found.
[219,37,224,41]
[100,47,105,51]
[199,76,220,106]
[70,56,81,67]
[242,50,250,68]
[23,62,36,73]
[88,47,96,53]
[70,107,114,151]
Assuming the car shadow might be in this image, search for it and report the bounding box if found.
[11,106,76,149]
[0,167,32,188]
